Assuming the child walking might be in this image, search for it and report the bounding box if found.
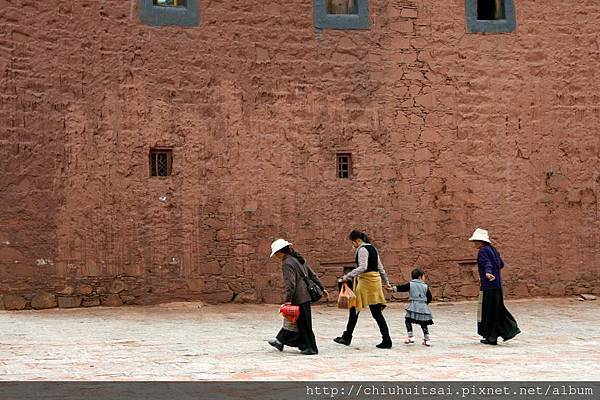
[392,267,434,346]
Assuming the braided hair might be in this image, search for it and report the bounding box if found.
[278,245,306,265]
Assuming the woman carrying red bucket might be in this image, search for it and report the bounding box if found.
[268,239,327,355]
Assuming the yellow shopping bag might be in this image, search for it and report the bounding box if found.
[337,282,357,309]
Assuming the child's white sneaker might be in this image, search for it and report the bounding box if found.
[422,339,431,347]
[404,337,415,344]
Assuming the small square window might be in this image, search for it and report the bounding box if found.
[465,0,516,33]
[140,0,199,27]
[150,149,173,177]
[314,0,368,30]
[337,154,352,179]
[327,0,358,15]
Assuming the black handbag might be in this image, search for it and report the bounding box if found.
[299,265,323,303]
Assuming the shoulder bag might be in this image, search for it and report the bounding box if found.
[298,264,323,303]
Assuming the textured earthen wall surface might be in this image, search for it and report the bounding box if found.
[1,1,598,309]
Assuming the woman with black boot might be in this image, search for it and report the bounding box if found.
[268,239,326,355]
[334,230,393,349]
[469,228,521,345]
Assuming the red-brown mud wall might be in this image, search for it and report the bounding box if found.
[0,1,598,309]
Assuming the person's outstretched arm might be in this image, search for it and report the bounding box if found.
[393,283,410,292]
[376,254,390,285]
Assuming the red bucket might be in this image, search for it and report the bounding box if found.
[279,304,300,324]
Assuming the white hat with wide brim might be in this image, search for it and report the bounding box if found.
[270,238,292,257]
[468,228,491,243]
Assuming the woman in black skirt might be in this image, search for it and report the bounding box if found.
[268,239,327,355]
[469,228,521,345]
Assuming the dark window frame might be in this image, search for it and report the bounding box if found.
[336,153,352,179]
[149,148,173,177]
[465,0,516,33]
[314,0,369,30]
[139,0,200,27]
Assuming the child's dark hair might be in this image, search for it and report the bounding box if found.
[278,246,305,264]
[348,230,370,243]
[411,267,425,279]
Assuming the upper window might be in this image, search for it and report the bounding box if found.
[153,0,185,7]
[139,0,199,27]
[465,0,516,33]
[314,0,368,30]
[328,0,358,15]
[477,0,504,20]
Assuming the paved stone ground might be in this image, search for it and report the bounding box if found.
[0,298,598,381]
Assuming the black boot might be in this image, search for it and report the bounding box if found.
[376,337,392,349]
[268,339,284,351]
[370,304,392,349]
[301,348,318,355]
[333,333,352,346]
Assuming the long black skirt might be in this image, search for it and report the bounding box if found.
[478,288,521,341]
[276,301,318,352]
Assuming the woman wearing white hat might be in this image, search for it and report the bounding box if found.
[469,228,520,345]
[268,239,326,355]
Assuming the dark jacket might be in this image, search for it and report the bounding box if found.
[477,244,504,291]
[282,255,324,305]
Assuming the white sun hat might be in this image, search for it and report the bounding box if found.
[468,228,491,243]
[270,238,292,257]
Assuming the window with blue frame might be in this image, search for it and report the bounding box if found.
[139,0,199,27]
[314,0,369,30]
[465,0,516,33]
